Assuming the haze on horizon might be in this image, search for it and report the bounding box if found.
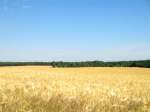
[0,0,150,62]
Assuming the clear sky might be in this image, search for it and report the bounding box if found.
[0,0,150,61]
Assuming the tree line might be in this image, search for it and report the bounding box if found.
[0,60,150,68]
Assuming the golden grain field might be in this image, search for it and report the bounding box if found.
[0,66,150,112]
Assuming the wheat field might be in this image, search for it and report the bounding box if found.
[0,66,150,112]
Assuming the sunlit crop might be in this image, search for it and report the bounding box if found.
[0,66,150,112]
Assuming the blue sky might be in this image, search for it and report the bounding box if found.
[0,0,150,61]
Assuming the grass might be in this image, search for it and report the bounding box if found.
[0,66,150,112]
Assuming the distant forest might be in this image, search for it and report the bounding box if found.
[0,60,150,68]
